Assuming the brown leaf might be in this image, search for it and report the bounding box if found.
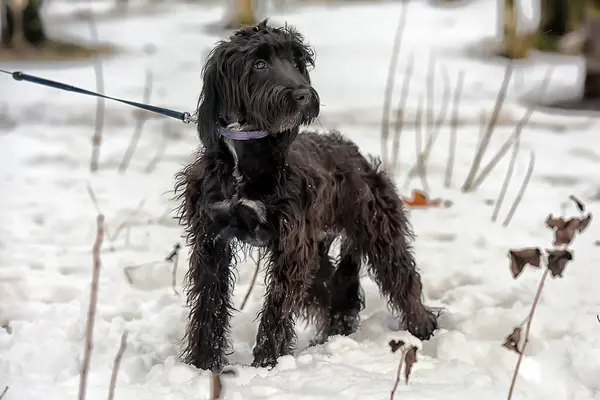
[553,215,592,246]
[502,327,522,354]
[569,195,586,213]
[546,249,573,278]
[404,346,418,384]
[388,339,405,353]
[508,248,542,279]
[545,214,566,230]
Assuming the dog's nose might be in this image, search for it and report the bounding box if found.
[292,88,312,105]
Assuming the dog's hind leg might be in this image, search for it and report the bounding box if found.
[351,166,438,341]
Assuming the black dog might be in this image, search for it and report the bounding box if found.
[174,20,438,372]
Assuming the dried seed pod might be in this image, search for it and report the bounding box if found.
[404,346,418,384]
[388,339,405,353]
[502,327,522,354]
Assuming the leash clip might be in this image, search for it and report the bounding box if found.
[183,112,198,125]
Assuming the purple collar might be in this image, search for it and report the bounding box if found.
[218,126,269,141]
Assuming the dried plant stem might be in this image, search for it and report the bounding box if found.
[389,55,415,174]
[171,251,180,296]
[78,214,105,400]
[89,13,106,173]
[470,69,552,191]
[381,0,408,170]
[507,268,549,400]
[492,132,520,222]
[406,63,451,187]
[109,199,146,241]
[0,386,8,400]
[403,97,428,191]
[390,353,405,400]
[444,70,464,188]
[462,63,513,192]
[502,151,535,227]
[240,250,262,310]
[107,331,129,400]
[119,69,154,173]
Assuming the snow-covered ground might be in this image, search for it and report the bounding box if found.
[1,0,600,399]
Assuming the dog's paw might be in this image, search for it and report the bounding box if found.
[250,355,278,369]
[406,308,439,341]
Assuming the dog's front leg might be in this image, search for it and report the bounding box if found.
[181,230,234,372]
[252,241,319,368]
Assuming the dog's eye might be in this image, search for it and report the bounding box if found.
[254,59,267,70]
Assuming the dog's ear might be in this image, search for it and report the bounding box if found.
[196,45,227,150]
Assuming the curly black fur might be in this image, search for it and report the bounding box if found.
[174,20,438,372]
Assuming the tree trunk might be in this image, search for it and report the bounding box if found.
[1,0,46,49]
[225,0,257,29]
[582,1,600,99]
[533,0,587,52]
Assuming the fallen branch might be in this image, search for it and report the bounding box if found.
[107,330,129,400]
[78,214,105,400]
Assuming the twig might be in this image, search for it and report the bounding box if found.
[469,69,552,191]
[461,63,513,192]
[107,331,129,400]
[0,386,8,400]
[240,249,262,310]
[402,97,427,191]
[88,12,106,173]
[380,0,409,170]
[389,354,404,400]
[502,151,535,227]
[444,70,464,188]
[506,269,549,400]
[78,214,105,400]
[389,54,415,175]
[119,69,154,173]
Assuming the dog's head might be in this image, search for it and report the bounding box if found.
[195,20,320,149]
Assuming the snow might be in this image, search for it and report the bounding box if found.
[1,0,600,399]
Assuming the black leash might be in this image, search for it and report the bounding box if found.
[0,68,198,124]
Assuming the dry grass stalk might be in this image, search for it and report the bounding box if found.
[405,62,451,188]
[0,386,8,400]
[106,330,129,400]
[471,70,552,192]
[443,70,464,188]
[389,54,415,174]
[88,12,106,173]
[78,214,105,400]
[119,69,154,173]
[461,63,513,192]
[380,0,409,170]
[501,150,535,227]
